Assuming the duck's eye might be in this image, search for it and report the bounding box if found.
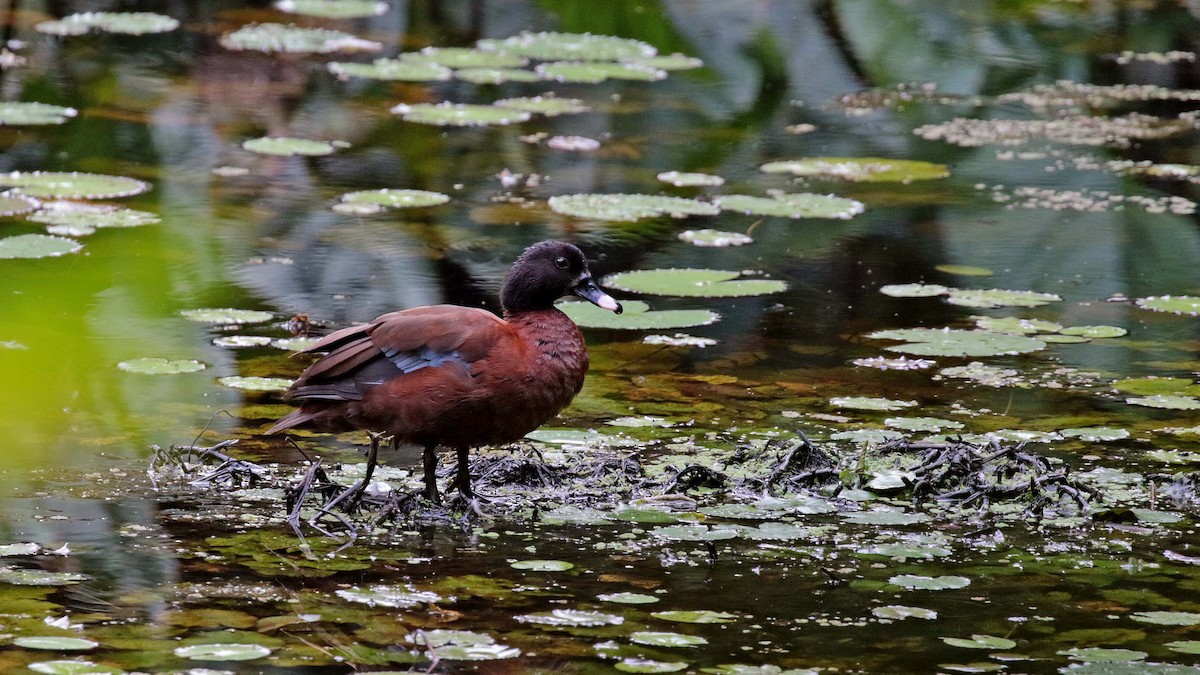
[554,256,570,270]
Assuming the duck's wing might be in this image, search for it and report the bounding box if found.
[281,306,509,403]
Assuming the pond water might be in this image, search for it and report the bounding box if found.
[3,1,1200,673]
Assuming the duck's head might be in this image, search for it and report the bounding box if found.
[501,240,623,315]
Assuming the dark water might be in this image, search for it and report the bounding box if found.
[2,1,1200,673]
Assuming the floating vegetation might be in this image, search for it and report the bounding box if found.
[0,102,77,125]
[27,661,123,674]
[518,608,623,627]
[494,95,588,116]
[0,192,41,217]
[546,135,601,151]
[1060,427,1129,441]
[942,634,1017,650]
[180,308,274,324]
[1112,377,1200,397]
[327,58,452,82]
[559,300,719,329]
[510,559,574,571]
[678,229,752,247]
[241,136,349,156]
[1114,50,1195,64]
[455,67,542,84]
[642,333,717,347]
[217,376,293,391]
[867,328,1047,357]
[914,113,1191,148]
[274,0,389,18]
[852,356,937,370]
[624,53,703,70]
[0,566,85,585]
[830,396,916,411]
[598,592,660,604]
[760,157,949,182]
[944,288,1061,309]
[335,584,439,607]
[117,358,206,375]
[410,630,520,660]
[873,605,938,620]
[1126,395,1200,410]
[537,61,665,83]
[414,46,528,68]
[715,193,865,219]
[985,184,1196,214]
[1129,611,1200,626]
[652,610,737,624]
[390,102,531,127]
[630,631,708,648]
[478,31,657,62]
[889,574,971,590]
[548,194,719,221]
[657,171,725,187]
[172,643,272,661]
[214,335,275,348]
[879,283,950,298]
[602,268,787,298]
[339,189,450,209]
[36,12,180,36]
[1135,295,1200,315]
[29,202,160,234]
[938,362,1020,387]
[0,234,82,259]
[219,23,381,54]
[998,81,1200,109]
[12,636,98,651]
[936,264,993,276]
[885,416,964,432]
[0,171,149,199]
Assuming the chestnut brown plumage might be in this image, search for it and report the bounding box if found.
[269,241,622,504]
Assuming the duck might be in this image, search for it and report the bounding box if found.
[269,240,623,505]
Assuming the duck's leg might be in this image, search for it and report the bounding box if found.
[422,443,441,503]
[453,447,473,499]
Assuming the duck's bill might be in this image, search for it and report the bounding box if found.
[572,276,623,313]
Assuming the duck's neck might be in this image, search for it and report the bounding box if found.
[505,307,588,369]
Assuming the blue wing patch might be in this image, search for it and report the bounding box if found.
[381,345,466,373]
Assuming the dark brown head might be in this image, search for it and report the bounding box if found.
[500,241,623,316]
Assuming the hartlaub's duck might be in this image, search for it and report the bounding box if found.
[269,240,622,503]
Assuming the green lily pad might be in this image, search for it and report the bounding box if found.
[13,637,98,651]
[336,584,439,608]
[603,269,786,298]
[760,157,949,182]
[1126,395,1200,410]
[274,0,388,18]
[494,95,588,116]
[242,137,349,156]
[889,574,971,590]
[935,264,994,276]
[879,283,950,298]
[536,61,664,82]
[172,643,272,661]
[885,416,963,432]
[455,67,543,84]
[0,102,77,125]
[657,171,725,187]
[0,192,40,216]
[941,634,1017,650]
[842,510,929,525]
[213,335,274,348]
[1113,377,1200,396]
[678,229,752,247]
[272,337,321,351]
[1060,427,1130,441]
[117,358,206,375]
[624,53,704,70]
[510,559,573,571]
[616,659,689,674]
[1135,295,1200,315]
[831,428,906,444]
[180,308,274,324]
[413,47,528,68]
[829,396,916,411]
[716,193,865,219]
[219,23,381,53]
[1166,641,1200,655]
[479,31,657,61]
[630,632,708,648]
[1061,325,1127,338]
[0,234,82,259]
[217,376,292,392]
[327,58,452,81]
[974,316,1063,334]
[517,609,623,627]
[0,566,86,585]
[867,328,1047,357]
[873,605,938,620]
[37,12,180,36]
[410,630,519,660]
[548,193,718,221]
[1132,509,1182,523]
[945,288,1061,308]
[27,661,124,675]
[0,542,42,555]
[652,610,737,624]
[0,171,149,199]
[559,300,719,330]
[391,102,530,126]
[859,543,952,558]
[1060,648,1147,662]
[29,203,160,231]
[340,189,450,209]
[1130,611,1200,625]
[598,592,660,604]
[651,525,739,542]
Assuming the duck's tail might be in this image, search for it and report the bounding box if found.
[267,409,316,435]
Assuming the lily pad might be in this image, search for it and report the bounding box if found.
[1134,295,1200,315]
[0,171,149,199]
[842,510,928,525]
[517,609,623,627]
[936,264,994,276]
[1113,377,1200,396]
[616,659,690,674]
[391,102,530,127]
[867,328,1047,357]
[339,189,450,209]
[889,574,971,590]
[410,630,520,660]
[546,135,601,151]
[652,610,737,624]
[941,634,1017,650]
[327,58,452,81]
[760,157,949,182]
[117,358,206,375]
[0,234,82,259]
[651,525,739,542]
[172,643,272,661]
[1061,325,1127,338]
[0,102,77,125]
[974,316,1062,335]
[630,631,708,648]
[213,336,275,348]
[560,300,719,330]
[885,416,963,432]
[880,283,950,298]
[479,31,657,61]
[945,288,1061,308]
[1127,395,1200,410]
[1166,641,1200,655]
[13,637,98,651]
[1130,611,1200,625]
[29,203,160,231]
[624,53,704,70]
[0,192,39,216]
[336,584,439,608]
[549,193,719,221]
[0,566,86,585]
[455,67,542,84]
[873,605,938,620]
[274,0,389,18]
[27,661,124,675]
[217,376,292,391]
[494,95,589,116]
[37,12,179,36]
[414,47,528,68]
[658,171,725,187]
[536,61,665,82]
[242,137,349,156]
[219,23,381,53]
[1060,427,1130,441]
[829,396,916,411]
[598,592,660,604]
[180,308,274,324]
[603,269,786,298]
[678,229,752,247]
[511,559,574,571]
[716,193,865,219]
[1060,648,1147,662]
